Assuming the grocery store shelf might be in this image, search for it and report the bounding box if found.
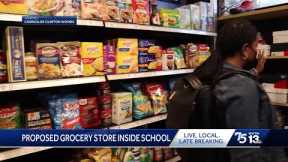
[0,76,106,92]
[272,103,288,107]
[105,22,217,36]
[165,156,182,162]
[76,19,104,26]
[267,56,288,59]
[0,147,52,161]
[109,114,167,129]
[218,4,288,22]
[107,69,194,80]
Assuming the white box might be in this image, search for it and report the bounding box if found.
[112,92,133,125]
[177,6,191,29]
[189,4,200,30]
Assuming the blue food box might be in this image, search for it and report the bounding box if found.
[5,26,26,82]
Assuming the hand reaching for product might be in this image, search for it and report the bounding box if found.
[255,50,267,74]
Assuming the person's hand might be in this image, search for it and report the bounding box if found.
[255,50,267,74]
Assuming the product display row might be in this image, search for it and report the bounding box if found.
[0,80,176,129]
[0,26,210,83]
[71,148,177,162]
[263,81,288,105]
[0,0,216,32]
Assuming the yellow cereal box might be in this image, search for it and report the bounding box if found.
[0,0,28,15]
[80,42,104,76]
[116,38,138,74]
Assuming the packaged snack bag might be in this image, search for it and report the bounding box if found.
[36,43,62,80]
[62,93,82,129]
[5,26,26,82]
[118,0,133,23]
[197,44,210,65]
[25,52,38,80]
[159,9,180,28]
[58,41,82,77]
[106,0,120,21]
[177,5,191,29]
[81,0,109,20]
[123,83,153,120]
[47,94,63,129]
[140,148,153,162]
[104,41,116,74]
[111,92,133,125]
[184,43,198,68]
[28,0,81,16]
[145,83,167,115]
[132,0,150,25]
[79,97,101,128]
[162,49,175,71]
[147,45,162,71]
[171,47,186,69]
[88,148,112,162]
[116,38,138,74]
[0,0,28,14]
[80,42,104,76]
[0,105,21,128]
[0,51,8,83]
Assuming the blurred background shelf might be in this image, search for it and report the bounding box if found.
[267,56,288,59]
[218,4,288,22]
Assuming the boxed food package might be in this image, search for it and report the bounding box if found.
[23,109,52,128]
[0,0,28,14]
[112,92,133,125]
[159,8,180,28]
[116,38,138,74]
[189,4,200,30]
[162,49,175,71]
[147,45,162,71]
[106,0,120,21]
[5,27,26,82]
[28,0,81,16]
[132,0,150,25]
[79,97,101,128]
[195,2,208,31]
[150,0,160,26]
[80,42,104,76]
[98,83,112,127]
[184,43,198,68]
[58,41,82,77]
[36,43,62,80]
[177,6,191,29]
[138,40,155,72]
[0,51,7,83]
[118,0,133,23]
[81,0,109,20]
[25,52,38,80]
[197,44,210,64]
[104,41,116,74]
[0,105,21,128]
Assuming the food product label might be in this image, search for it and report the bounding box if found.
[27,0,80,17]
[132,0,150,25]
[112,93,132,125]
[104,44,116,74]
[6,27,26,82]
[81,0,109,20]
[36,43,62,79]
[59,42,82,77]
[116,38,138,74]
[80,42,104,76]
[118,0,133,23]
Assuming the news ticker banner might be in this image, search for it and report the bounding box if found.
[0,129,286,148]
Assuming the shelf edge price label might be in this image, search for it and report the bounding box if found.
[0,84,13,91]
[22,16,77,25]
